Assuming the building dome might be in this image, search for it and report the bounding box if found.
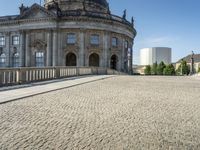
[44,0,110,13]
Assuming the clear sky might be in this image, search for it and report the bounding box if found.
[0,0,200,64]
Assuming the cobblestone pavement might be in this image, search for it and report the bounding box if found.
[1,76,200,150]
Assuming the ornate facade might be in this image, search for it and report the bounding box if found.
[0,0,136,73]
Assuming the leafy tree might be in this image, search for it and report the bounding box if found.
[144,65,151,75]
[198,67,200,73]
[176,60,190,75]
[157,61,166,75]
[151,62,157,75]
[163,64,175,75]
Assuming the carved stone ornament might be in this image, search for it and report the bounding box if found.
[31,39,47,50]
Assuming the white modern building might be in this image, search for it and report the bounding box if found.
[140,47,171,65]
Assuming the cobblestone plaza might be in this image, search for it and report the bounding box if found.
[1,76,200,149]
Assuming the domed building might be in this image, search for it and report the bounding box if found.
[0,0,136,73]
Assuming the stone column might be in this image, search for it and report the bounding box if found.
[103,32,109,68]
[20,31,25,67]
[52,30,58,66]
[79,30,85,67]
[46,30,52,66]
[5,32,10,67]
[121,38,125,71]
[25,32,31,67]
[57,31,62,66]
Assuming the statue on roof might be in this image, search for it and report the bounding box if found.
[123,9,126,19]
[131,17,134,26]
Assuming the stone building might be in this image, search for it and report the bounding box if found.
[0,0,136,73]
[176,54,200,73]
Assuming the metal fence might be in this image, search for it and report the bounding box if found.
[0,67,125,87]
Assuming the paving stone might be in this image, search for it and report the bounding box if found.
[0,76,200,149]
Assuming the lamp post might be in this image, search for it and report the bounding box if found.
[190,51,195,75]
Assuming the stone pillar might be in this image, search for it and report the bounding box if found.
[57,31,62,66]
[128,43,133,75]
[121,38,125,71]
[102,32,108,68]
[46,30,52,66]
[79,31,85,67]
[25,32,31,67]
[52,30,58,66]
[5,32,10,67]
[20,31,25,67]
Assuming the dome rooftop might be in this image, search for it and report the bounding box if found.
[44,0,110,13]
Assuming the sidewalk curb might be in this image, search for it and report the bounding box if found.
[0,75,115,105]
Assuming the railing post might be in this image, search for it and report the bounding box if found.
[19,68,26,84]
[76,67,80,76]
[0,71,3,86]
[55,67,60,78]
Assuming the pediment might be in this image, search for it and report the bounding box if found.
[19,3,56,20]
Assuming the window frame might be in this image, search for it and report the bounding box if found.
[0,53,6,67]
[12,35,20,45]
[35,52,45,67]
[90,34,99,46]
[67,33,76,44]
[112,37,118,47]
[13,53,20,68]
[125,41,128,49]
[0,36,5,46]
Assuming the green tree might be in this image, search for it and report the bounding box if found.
[144,65,151,75]
[163,64,175,75]
[198,67,200,73]
[176,60,190,75]
[157,61,166,75]
[151,62,157,75]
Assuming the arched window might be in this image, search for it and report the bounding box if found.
[66,52,77,66]
[110,55,118,70]
[35,52,44,67]
[13,53,20,67]
[89,53,100,67]
[0,53,6,67]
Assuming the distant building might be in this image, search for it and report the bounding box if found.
[132,65,145,75]
[140,47,172,65]
[176,54,200,73]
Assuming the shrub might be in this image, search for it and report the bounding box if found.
[151,62,157,75]
[144,65,151,75]
[157,61,166,75]
[176,60,190,75]
[163,64,175,75]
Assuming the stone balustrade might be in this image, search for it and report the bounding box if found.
[0,67,125,87]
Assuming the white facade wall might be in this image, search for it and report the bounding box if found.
[140,47,171,65]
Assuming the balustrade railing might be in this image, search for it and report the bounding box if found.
[0,67,125,87]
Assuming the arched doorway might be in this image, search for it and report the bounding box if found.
[66,52,77,66]
[110,55,118,70]
[89,53,99,67]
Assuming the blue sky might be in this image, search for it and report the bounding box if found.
[0,0,200,64]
